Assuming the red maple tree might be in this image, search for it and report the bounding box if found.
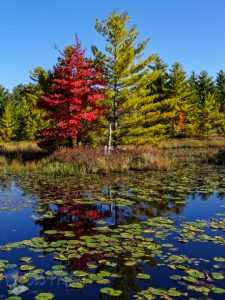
[39,37,105,147]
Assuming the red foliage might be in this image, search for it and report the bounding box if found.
[39,37,105,146]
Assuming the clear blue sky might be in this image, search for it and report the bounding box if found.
[0,0,225,90]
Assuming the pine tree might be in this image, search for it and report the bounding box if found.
[149,56,168,98]
[0,101,17,142]
[216,69,225,113]
[199,93,225,136]
[93,10,166,145]
[13,83,48,141]
[188,71,217,136]
[38,37,105,149]
[0,85,11,117]
[162,63,193,137]
[194,71,216,105]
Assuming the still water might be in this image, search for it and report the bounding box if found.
[0,165,225,299]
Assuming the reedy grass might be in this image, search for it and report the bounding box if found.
[0,140,224,177]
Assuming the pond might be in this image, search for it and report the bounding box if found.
[1,165,225,299]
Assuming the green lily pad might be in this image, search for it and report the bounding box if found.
[186,269,205,279]
[162,243,173,248]
[169,255,185,263]
[52,265,65,270]
[35,293,54,300]
[167,288,182,297]
[212,287,225,294]
[44,230,58,235]
[212,272,225,280]
[82,278,93,284]
[124,261,136,266]
[73,270,87,277]
[100,287,122,296]
[182,276,198,283]
[187,285,210,295]
[69,282,84,288]
[96,278,110,284]
[214,257,225,262]
[20,257,31,263]
[20,264,35,271]
[150,288,166,296]
[136,273,151,280]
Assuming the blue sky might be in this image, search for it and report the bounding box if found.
[0,0,225,90]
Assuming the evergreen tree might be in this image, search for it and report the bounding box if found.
[0,85,11,116]
[93,10,166,145]
[162,63,193,137]
[216,69,225,112]
[16,98,30,140]
[0,101,17,142]
[194,71,216,105]
[188,71,198,90]
[30,67,53,95]
[13,84,48,141]
[149,56,168,98]
[199,93,225,136]
[188,71,218,136]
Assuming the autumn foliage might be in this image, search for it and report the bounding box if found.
[38,37,105,148]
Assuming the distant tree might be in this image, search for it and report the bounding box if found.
[93,10,166,145]
[162,63,193,136]
[199,93,225,136]
[0,101,16,142]
[187,71,219,136]
[189,71,216,106]
[38,37,105,149]
[216,69,225,112]
[11,83,48,141]
[188,71,198,90]
[149,56,168,98]
[0,85,11,116]
[30,67,53,95]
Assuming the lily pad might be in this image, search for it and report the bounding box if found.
[44,230,58,235]
[212,287,225,293]
[69,282,84,288]
[186,269,205,279]
[20,257,31,263]
[136,273,151,280]
[214,257,225,262]
[100,287,122,296]
[211,272,224,280]
[124,261,137,266]
[35,293,54,300]
[20,265,35,271]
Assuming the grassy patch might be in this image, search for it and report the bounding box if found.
[0,140,224,176]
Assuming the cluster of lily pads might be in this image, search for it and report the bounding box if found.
[1,166,225,298]
[0,212,225,299]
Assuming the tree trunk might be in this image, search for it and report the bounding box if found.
[77,133,81,147]
[107,122,112,154]
[67,136,73,148]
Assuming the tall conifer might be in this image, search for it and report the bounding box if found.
[93,11,166,145]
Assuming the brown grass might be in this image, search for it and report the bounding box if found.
[50,146,170,174]
[0,139,224,176]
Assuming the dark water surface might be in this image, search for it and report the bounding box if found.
[1,165,225,299]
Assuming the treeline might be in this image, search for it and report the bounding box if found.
[0,11,225,147]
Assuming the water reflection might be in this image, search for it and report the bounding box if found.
[1,165,225,299]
